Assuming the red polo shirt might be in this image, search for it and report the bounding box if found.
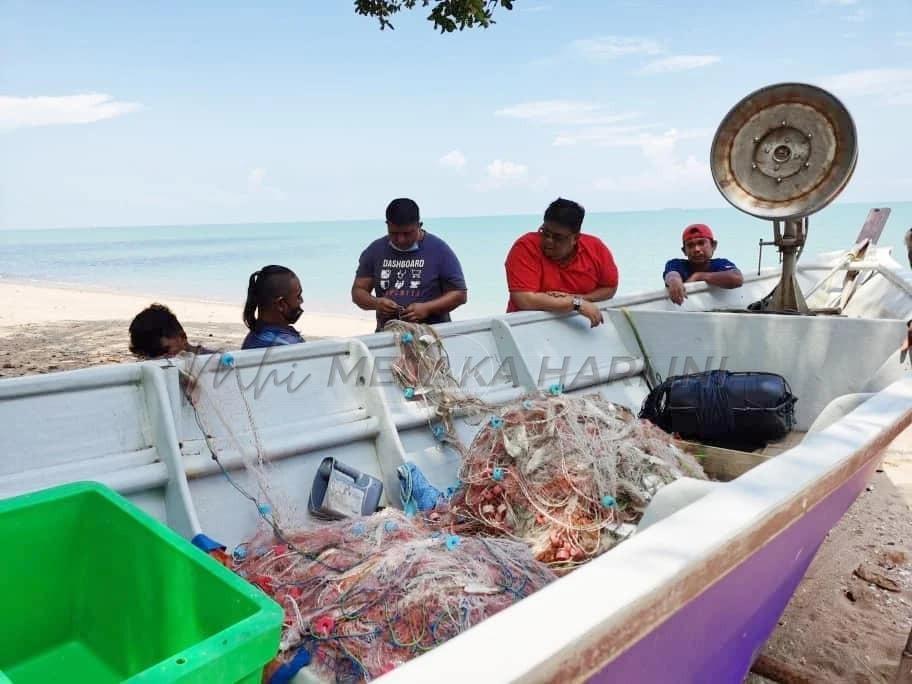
[505,232,619,312]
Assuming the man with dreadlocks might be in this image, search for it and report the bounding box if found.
[241,265,306,349]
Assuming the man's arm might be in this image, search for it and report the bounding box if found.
[545,286,616,301]
[664,271,687,305]
[351,276,377,310]
[351,276,400,317]
[511,291,574,313]
[582,286,617,302]
[687,270,744,289]
[401,289,467,322]
[510,291,603,327]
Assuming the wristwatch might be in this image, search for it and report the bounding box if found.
[572,296,582,312]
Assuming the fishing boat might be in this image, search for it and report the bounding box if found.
[1,84,910,683]
[612,208,912,323]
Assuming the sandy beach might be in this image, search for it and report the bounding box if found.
[1,279,911,681]
[0,281,375,376]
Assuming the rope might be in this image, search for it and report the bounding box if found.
[694,370,735,439]
[384,322,706,573]
[621,307,660,390]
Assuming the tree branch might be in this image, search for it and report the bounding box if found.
[353,0,514,32]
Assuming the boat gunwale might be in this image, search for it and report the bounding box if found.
[384,378,912,683]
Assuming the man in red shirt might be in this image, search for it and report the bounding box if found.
[505,198,618,327]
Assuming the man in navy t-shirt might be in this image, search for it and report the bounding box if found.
[663,223,743,305]
[351,198,468,331]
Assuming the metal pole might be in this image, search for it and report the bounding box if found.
[769,218,809,313]
[781,218,800,290]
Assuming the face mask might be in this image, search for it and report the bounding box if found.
[389,240,420,253]
[278,297,303,325]
[285,306,303,325]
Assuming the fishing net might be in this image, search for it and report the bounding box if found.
[176,323,706,681]
[444,394,705,571]
[178,351,303,530]
[179,350,556,683]
[388,322,707,571]
[385,320,495,455]
[232,510,556,682]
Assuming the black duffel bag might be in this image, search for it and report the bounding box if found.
[639,370,797,449]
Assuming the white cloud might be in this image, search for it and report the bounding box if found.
[496,100,638,126]
[639,55,721,74]
[438,149,467,171]
[592,129,711,193]
[572,36,662,60]
[843,8,869,21]
[485,159,528,182]
[474,159,547,191]
[593,156,706,193]
[551,123,663,146]
[0,93,142,129]
[247,167,285,199]
[821,68,912,105]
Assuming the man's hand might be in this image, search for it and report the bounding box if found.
[375,297,401,317]
[685,273,705,283]
[401,302,432,322]
[578,300,604,328]
[665,273,686,305]
[667,279,686,305]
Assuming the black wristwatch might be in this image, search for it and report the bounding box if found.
[572,296,582,312]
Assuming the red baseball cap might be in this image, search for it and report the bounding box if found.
[682,223,715,243]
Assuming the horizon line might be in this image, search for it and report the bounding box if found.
[1,198,906,233]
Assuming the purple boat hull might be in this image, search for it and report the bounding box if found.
[590,447,880,683]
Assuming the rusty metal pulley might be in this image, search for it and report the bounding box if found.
[710,83,858,313]
[711,83,857,220]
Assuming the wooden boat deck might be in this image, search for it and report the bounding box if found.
[679,431,809,482]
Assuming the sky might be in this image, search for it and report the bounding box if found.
[1,0,911,229]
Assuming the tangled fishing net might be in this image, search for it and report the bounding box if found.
[388,322,707,571]
[233,510,556,682]
[176,322,707,682]
[444,395,705,571]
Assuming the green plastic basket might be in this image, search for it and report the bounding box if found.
[0,482,282,683]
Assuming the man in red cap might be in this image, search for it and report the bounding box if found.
[663,223,742,305]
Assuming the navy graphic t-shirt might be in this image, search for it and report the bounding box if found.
[663,258,739,282]
[356,232,467,331]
